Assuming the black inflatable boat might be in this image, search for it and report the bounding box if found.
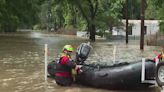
[75,60,155,88]
[48,42,156,89]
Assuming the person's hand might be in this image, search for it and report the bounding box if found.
[75,65,83,74]
[75,65,82,70]
[157,54,162,59]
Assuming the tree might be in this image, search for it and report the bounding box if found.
[74,0,124,41]
[145,0,157,20]
[45,0,79,30]
[158,6,164,33]
[0,0,44,32]
[73,0,99,41]
[154,0,164,33]
[122,0,141,19]
[144,0,164,33]
[48,0,124,41]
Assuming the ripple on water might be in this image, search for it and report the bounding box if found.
[0,33,160,92]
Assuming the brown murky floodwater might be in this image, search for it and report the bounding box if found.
[0,32,160,92]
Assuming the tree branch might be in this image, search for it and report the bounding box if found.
[87,0,93,18]
[87,0,98,19]
[94,0,98,16]
[74,0,90,23]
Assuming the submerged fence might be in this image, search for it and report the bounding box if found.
[146,33,164,46]
[106,32,164,46]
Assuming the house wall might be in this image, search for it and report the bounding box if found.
[116,20,160,36]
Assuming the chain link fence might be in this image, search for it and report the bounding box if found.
[146,32,164,46]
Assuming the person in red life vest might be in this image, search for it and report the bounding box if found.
[55,45,77,86]
[154,45,164,62]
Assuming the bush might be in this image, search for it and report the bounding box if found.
[33,25,41,30]
[56,27,77,35]
[96,31,104,37]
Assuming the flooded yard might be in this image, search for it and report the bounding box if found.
[0,32,160,92]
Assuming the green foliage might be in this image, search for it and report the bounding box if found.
[39,3,48,29]
[77,19,87,31]
[159,21,164,33]
[121,0,141,19]
[41,0,124,40]
[97,0,124,25]
[0,0,45,32]
[158,5,164,33]
[145,0,157,19]
[0,0,125,34]
[154,0,164,33]
[140,0,164,33]
[154,0,164,9]
[96,30,104,37]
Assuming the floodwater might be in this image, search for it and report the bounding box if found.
[0,32,160,92]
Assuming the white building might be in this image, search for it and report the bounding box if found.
[112,20,160,36]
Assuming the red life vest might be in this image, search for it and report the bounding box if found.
[55,53,73,77]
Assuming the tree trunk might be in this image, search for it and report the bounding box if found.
[89,23,96,41]
[109,26,113,34]
[75,0,98,41]
[54,18,57,31]
[88,0,97,42]
[72,9,77,28]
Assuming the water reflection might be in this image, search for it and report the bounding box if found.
[0,32,160,92]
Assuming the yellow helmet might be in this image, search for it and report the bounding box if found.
[63,45,74,52]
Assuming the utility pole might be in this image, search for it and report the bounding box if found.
[140,0,145,50]
[126,0,128,44]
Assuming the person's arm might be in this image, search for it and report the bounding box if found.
[60,56,76,68]
[158,53,162,60]
[154,53,162,62]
